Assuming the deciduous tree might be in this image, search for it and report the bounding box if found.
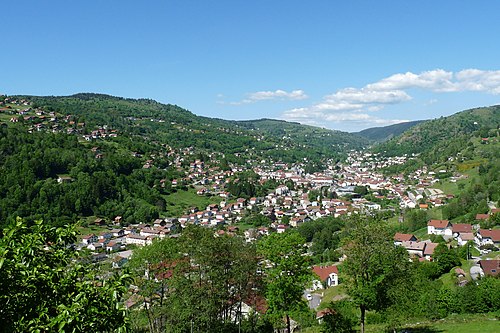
[342,216,410,333]
[257,231,313,332]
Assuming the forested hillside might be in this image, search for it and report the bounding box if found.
[373,105,500,159]
[0,125,177,227]
[355,120,424,142]
[18,93,368,163]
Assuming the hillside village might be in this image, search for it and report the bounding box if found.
[2,95,499,313]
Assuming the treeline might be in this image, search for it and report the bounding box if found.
[127,226,313,333]
[0,126,181,228]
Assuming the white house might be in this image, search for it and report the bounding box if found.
[312,265,339,289]
[476,229,500,247]
[82,234,98,245]
[126,234,153,247]
[427,220,452,236]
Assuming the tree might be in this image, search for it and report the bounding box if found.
[342,216,410,333]
[128,225,261,332]
[127,237,181,333]
[321,300,356,333]
[257,231,313,333]
[0,218,130,332]
[433,243,461,275]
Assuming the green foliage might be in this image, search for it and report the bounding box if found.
[127,226,262,332]
[296,217,344,263]
[0,218,130,332]
[355,120,424,142]
[433,244,461,275]
[375,106,500,158]
[401,209,428,232]
[341,216,411,333]
[241,212,272,227]
[257,231,313,331]
[443,160,500,221]
[321,300,357,333]
[0,125,176,228]
[20,93,366,167]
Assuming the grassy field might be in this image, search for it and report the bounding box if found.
[413,227,429,240]
[77,219,112,240]
[164,188,221,217]
[303,313,499,333]
[432,167,478,196]
[318,285,348,309]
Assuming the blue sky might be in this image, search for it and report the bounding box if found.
[2,1,500,132]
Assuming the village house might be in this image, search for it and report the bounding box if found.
[88,240,105,251]
[311,265,339,289]
[82,234,98,245]
[125,234,153,247]
[112,255,128,269]
[479,260,499,277]
[423,242,439,261]
[475,229,500,247]
[452,223,473,238]
[393,233,417,246]
[475,213,490,222]
[427,219,452,236]
[106,241,121,252]
[401,241,426,258]
[457,232,475,246]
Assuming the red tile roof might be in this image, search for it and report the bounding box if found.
[452,223,472,233]
[479,229,500,242]
[427,220,450,228]
[423,242,439,256]
[479,260,499,277]
[394,233,417,242]
[312,265,339,281]
[458,233,475,241]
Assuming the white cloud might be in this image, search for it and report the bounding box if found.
[282,107,407,129]
[219,89,308,105]
[366,69,455,92]
[367,69,500,94]
[281,68,500,130]
[325,88,411,104]
[248,89,308,101]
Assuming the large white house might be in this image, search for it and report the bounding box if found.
[125,234,154,247]
[427,220,452,236]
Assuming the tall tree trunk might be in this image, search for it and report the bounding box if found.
[286,313,291,333]
[360,305,366,333]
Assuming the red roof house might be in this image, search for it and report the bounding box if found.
[312,265,339,288]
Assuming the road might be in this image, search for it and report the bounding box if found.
[303,291,322,310]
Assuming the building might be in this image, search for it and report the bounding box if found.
[312,265,339,288]
[427,220,452,236]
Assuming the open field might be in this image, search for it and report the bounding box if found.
[365,313,500,333]
[302,312,499,333]
[164,188,221,217]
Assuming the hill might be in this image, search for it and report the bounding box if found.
[0,93,369,227]
[373,105,500,161]
[234,118,369,153]
[355,120,425,142]
[10,93,369,163]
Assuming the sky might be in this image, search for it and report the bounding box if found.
[2,1,500,132]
